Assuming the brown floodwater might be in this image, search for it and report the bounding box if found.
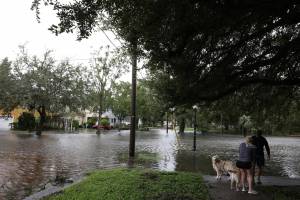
[0,129,299,200]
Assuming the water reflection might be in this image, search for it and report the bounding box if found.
[0,129,299,199]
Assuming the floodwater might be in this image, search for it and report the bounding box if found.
[0,129,299,200]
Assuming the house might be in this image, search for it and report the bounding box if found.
[1,107,130,130]
[82,109,131,127]
[1,107,40,122]
[101,109,119,126]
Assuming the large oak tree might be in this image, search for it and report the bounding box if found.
[32,0,300,106]
[14,48,87,135]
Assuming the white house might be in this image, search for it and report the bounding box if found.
[82,109,125,127]
[62,107,131,128]
[101,109,120,126]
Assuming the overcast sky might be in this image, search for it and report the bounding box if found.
[0,0,122,64]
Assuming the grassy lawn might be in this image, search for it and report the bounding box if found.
[44,168,210,200]
[185,127,194,132]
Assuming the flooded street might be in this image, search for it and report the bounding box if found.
[0,129,299,199]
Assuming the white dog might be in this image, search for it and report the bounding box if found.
[211,155,240,191]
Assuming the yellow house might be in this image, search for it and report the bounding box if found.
[0,107,40,122]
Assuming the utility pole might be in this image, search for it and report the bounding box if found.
[192,105,198,151]
[129,35,137,157]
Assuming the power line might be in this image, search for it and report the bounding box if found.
[98,26,119,49]
[98,16,125,47]
[65,28,123,62]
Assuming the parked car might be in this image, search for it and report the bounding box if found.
[92,124,112,130]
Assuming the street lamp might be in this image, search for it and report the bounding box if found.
[192,105,198,151]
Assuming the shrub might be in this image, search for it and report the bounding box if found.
[100,118,110,126]
[18,112,36,131]
[72,120,79,130]
[87,117,97,128]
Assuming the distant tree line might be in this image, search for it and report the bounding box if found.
[0,47,165,134]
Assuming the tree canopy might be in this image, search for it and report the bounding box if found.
[14,48,86,114]
[0,58,18,113]
[32,0,300,105]
[8,47,87,134]
[111,79,165,127]
[85,46,128,133]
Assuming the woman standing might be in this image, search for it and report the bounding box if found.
[236,136,257,194]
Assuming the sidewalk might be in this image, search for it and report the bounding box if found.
[203,175,300,200]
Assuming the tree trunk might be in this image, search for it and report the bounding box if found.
[70,119,73,132]
[36,106,46,136]
[224,121,229,132]
[97,93,103,134]
[118,117,121,132]
[179,118,185,134]
[97,109,102,134]
[129,36,137,158]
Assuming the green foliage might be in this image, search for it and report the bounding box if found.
[111,80,165,127]
[136,80,165,127]
[111,81,131,121]
[31,0,299,135]
[86,46,129,123]
[32,0,300,104]
[13,48,87,115]
[239,115,252,129]
[8,47,88,134]
[0,58,18,112]
[45,168,209,200]
[87,117,97,128]
[100,118,110,126]
[17,112,36,131]
[72,120,79,130]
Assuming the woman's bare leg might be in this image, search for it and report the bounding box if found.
[246,169,254,192]
[240,169,246,190]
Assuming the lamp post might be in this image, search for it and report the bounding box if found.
[192,105,198,151]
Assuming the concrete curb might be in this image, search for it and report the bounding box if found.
[203,175,300,186]
[24,175,86,200]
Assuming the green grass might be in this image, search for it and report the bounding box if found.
[44,168,210,200]
[184,127,194,132]
[257,186,300,200]
[117,151,159,166]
